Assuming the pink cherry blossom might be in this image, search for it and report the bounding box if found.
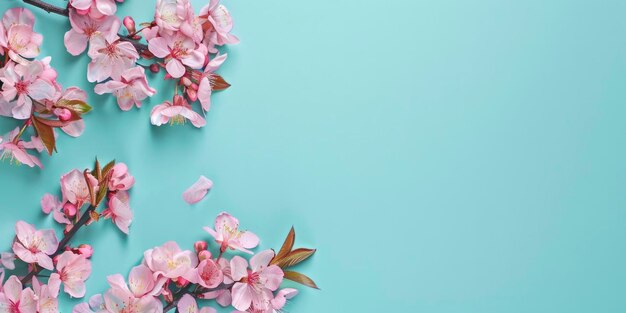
[103,268,163,313]
[102,190,133,234]
[177,294,216,313]
[65,11,120,56]
[60,169,99,207]
[32,274,61,313]
[94,67,155,111]
[148,33,206,78]
[0,128,42,168]
[0,252,15,270]
[197,53,227,111]
[150,94,206,127]
[12,221,58,270]
[87,36,138,83]
[154,0,191,33]
[69,0,118,20]
[0,8,42,62]
[0,275,37,313]
[204,212,259,254]
[106,163,135,191]
[143,241,198,280]
[54,87,89,137]
[199,0,239,53]
[0,61,56,119]
[182,175,213,204]
[72,295,107,313]
[41,193,71,225]
[192,258,223,289]
[56,251,92,298]
[230,250,284,312]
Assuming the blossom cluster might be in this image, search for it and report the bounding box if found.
[74,212,317,313]
[60,0,235,127]
[0,159,135,312]
[0,8,92,168]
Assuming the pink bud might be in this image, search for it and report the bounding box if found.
[54,108,72,121]
[63,202,77,218]
[186,89,198,102]
[194,241,208,253]
[181,77,192,87]
[123,16,136,34]
[198,250,212,261]
[78,244,94,258]
[149,64,160,73]
[174,277,188,287]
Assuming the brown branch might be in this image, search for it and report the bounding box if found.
[163,283,234,312]
[20,205,97,284]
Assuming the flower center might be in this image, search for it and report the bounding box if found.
[15,80,28,94]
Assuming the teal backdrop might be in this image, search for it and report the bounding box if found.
[1,0,626,312]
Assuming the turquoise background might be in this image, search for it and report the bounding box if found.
[1,0,626,311]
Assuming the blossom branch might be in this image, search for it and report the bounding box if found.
[163,283,233,312]
[20,205,96,284]
[22,0,69,16]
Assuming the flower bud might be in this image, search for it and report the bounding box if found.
[123,16,136,34]
[190,83,199,91]
[194,241,208,253]
[198,250,212,261]
[181,77,192,87]
[174,277,189,287]
[149,64,160,73]
[186,89,198,102]
[54,108,73,121]
[63,202,77,218]
[77,244,94,258]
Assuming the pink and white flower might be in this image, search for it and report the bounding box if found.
[148,33,206,78]
[0,252,15,270]
[154,0,192,33]
[197,53,227,111]
[0,275,37,313]
[150,95,206,128]
[0,128,42,168]
[87,37,138,83]
[107,163,135,191]
[204,212,259,254]
[32,274,61,313]
[0,8,42,62]
[230,250,284,312]
[69,0,118,20]
[199,0,239,53]
[60,169,99,207]
[94,67,155,111]
[12,221,58,270]
[65,11,120,56]
[56,251,92,298]
[177,294,216,313]
[41,193,71,225]
[0,61,56,119]
[143,241,197,280]
[72,295,107,313]
[103,267,163,313]
[191,258,223,289]
[102,190,133,234]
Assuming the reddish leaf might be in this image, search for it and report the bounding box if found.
[276,248,316,269]
[211,74,231,91]
[34,118,70,128]
[31,117,56,155]
[101,160,116,179]
[84,170,96,205]
[271,227,295,265]
[93,158,102,181]
[283,271,319,289]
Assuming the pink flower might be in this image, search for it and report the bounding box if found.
[143,241,197,280]
[204,212,259,254]
[197,53,227,111]
[191,258,223,289]
[65,11,120,56]
[0,8,42,62]
[106,163,135,191]
[41,193,71,225]
[87,37,138,83]
[148,33,206,78]
[230,250,284,312]
[182,175,213,204]
[103,266,163,313]
[199,0,239,53]
[154,0,191,33]
[60,169,99,207]
[177,294,216,313]
[32,274,61,313]
[150,95,206,128]
[72,295,107,313]
[0,275,37,313]
[0,128,42,168]
[94,67,155,111]
[0,61,56,119]
[0,252,15,270]
[12,221,58,270]
[102,191,133,234]
[55,87,89,137]
[56,251,92,298]
[69,0,118,19]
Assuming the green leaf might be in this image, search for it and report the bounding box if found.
[101,160,116,179]
[56,99,92,114]
[283,271,319,289]
[31,117,56,155]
